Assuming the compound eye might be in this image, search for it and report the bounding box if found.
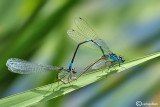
[121,58,125,62]
[119,56,122,58]
[119,56,125,62]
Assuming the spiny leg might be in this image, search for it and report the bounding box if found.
[58,74,68,84]
[104,61,114,68]
[67,74,72,85]
[108,61,117,70]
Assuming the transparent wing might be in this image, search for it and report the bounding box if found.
[94,39,113,54]
[92,58,114,69]
[68,17,113,54]
[6,58,60,74]
[67,29,88,44]
[92,60,106,69]
[67,29,97,48]
[75,17,98,40]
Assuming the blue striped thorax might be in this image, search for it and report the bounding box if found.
[109,53,118,61]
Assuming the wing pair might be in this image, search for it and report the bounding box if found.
[67,17,112,54]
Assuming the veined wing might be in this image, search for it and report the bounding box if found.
[94,39,113,54]
[92,58,115,69]
[74,17,113,54]
[67,29,97,48]
[75,17,98,40]
[67,29,88,44]
[6,58,60,74]
[92,59,106,69]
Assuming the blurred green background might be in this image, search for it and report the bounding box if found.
[0,0,160,107]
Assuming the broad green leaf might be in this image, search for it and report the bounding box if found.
[0,52,160,107]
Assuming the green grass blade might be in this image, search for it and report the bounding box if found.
[0,52,160,107]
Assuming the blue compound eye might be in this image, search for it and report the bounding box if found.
[121,59,125,63]
[119,56,125,63]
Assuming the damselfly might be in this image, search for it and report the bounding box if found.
[67,17,125,77]
[6,58,77,84]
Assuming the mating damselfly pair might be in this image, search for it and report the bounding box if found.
[6,17,125,84]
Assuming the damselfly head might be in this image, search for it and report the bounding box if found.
[119,56,125,63]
